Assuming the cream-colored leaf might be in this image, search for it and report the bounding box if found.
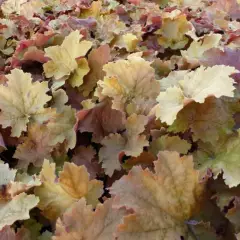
[160,70,188,91]
[15,172,41,188]
[181,33,222,65]
[1,0,27,15]
[43,31,92,80]
[156,66,237,125]
[0,193,39,230]
[169,0,205,9]
[0,162,17,185]
[81,99,96,110]
[20,0,45,19]
[156,86,184,125]
[0,19,17,38]
[179,66,236,103]
[0,69,52,137]
[8,173,41,197]
[96,55,160,114]
[0,162,40,199]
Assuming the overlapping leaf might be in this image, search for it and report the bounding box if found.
[96,54,160,115]
[53,198,125,240]
[110,151,205,239]
[99,114,148,176]
[169,97,239,144]
[194,131,240,187]
[35,160,103,220]
[0,162,39,230]
[0,69,52,137]
[43,30,92,86]
[0,0,240,237]
[156,66,237,125]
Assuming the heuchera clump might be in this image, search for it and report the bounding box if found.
[0,0,240,239]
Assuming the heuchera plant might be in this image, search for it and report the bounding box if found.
[0,0,240,239]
